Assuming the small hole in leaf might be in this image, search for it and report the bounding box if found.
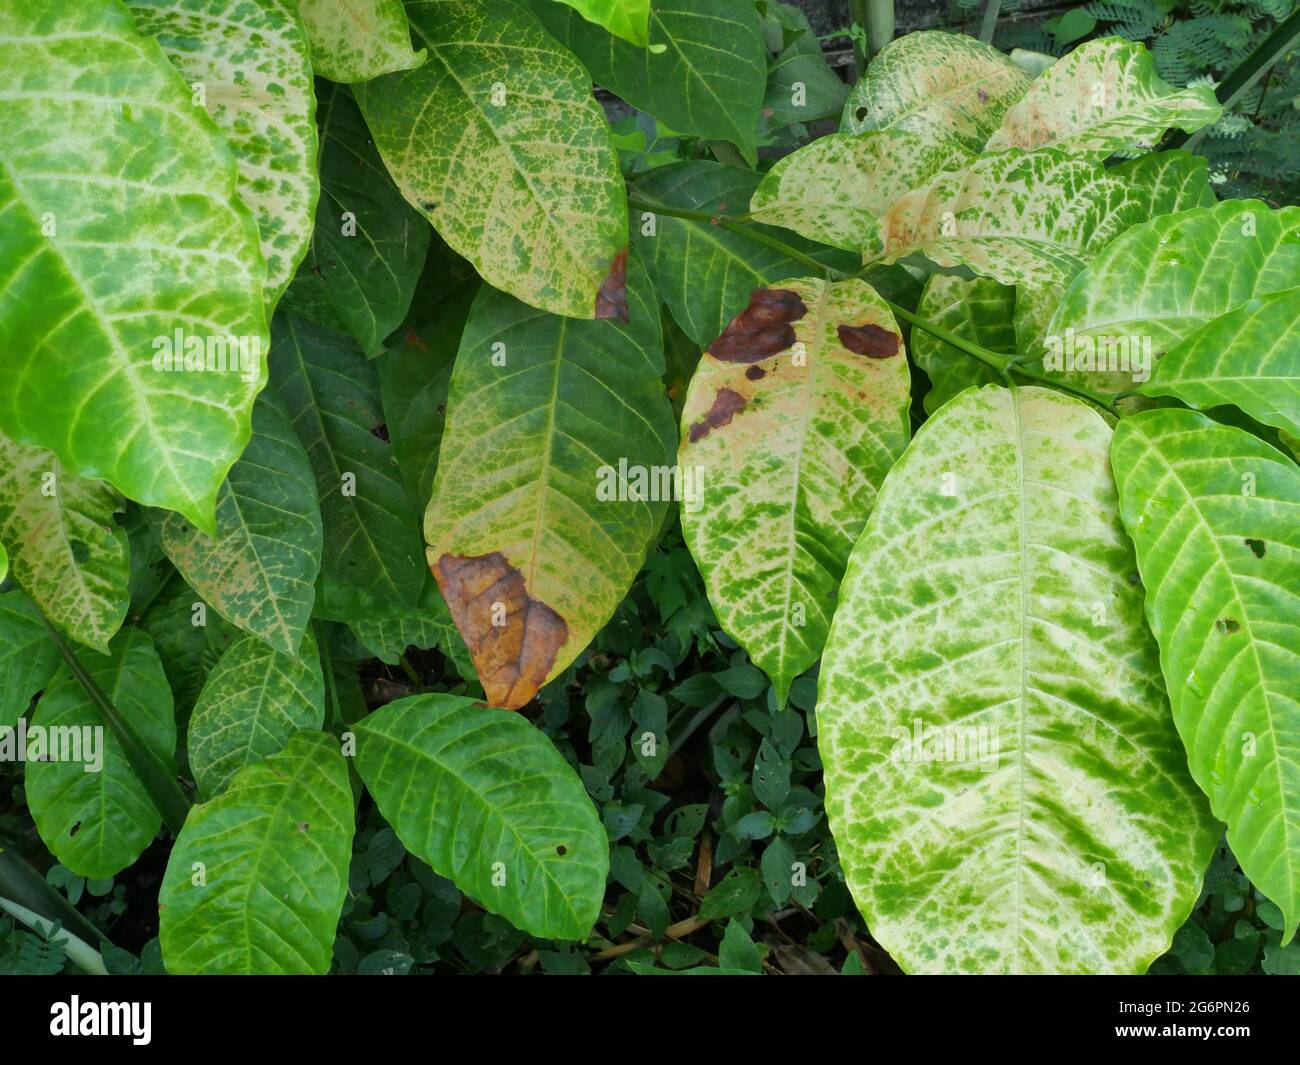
[69,820,81,837]
[1217,617,1240,635]
[855,107,868,121]
[1245,538,1266,558]
[555,844,567,856]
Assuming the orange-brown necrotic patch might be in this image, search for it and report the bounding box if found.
[687,387,747,443]
[707,288,807,363]
[594,248,629,321]
[434,552,569,710]
[837,322,901,358]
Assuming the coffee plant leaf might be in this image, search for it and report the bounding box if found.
[532,0,766,164]
[0,432,130,653]
[426,253,675,708]
[911,275,1017,414]
[0,0,268,533]
[349,578,472,676]
[187,629,325,800]
[1138,288,1300,439]
[355,0,626,320]
[127,0,319,309]
[0,590,60,729]
[148,389,322,655]
[748,130,963,252]
[159,730,354,974]
[547,0,649,46]
[763,1,848,125]
[841,30,1030,150]
[679,278,911,705]
[27,628,177,879]
[1112,409,1300,943]
[355,693,609,940]
[986,37,1221,154]
[295,0,425,83]
[269,313,424,622]
[818,386,1220,973]
[287,82,430,357]
[633,161,855,347]
[138,573,240,723]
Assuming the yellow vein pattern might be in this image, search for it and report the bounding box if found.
[818,386,1218,973]
[1113,409,1300,942]
[296,0,425,83]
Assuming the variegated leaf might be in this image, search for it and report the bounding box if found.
[296,0,425,83]
[680,279,911,705]
[910,274,1016,413]
[425,254,675,709]
[985,37,1221,154]
[1112,409,1300,942]
[355,0,626,320]
[127,0,318,308]
[0,432,129,653]
[841,30,1030,150]
[818,386,1219,973]
[0,0,268,532]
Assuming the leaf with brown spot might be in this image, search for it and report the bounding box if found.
[434,552,568,710]
[680,277,911,705]
[707,287,807,363]
[595,248,629,321]
[837,322,900,358]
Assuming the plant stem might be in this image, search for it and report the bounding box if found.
[0,843,109,950]
[0,896,108,975]
[855,0,894,69]
[978,0,1001,45]
[39,618,192,835]
[626,188,1122,415]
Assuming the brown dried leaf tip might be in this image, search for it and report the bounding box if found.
[838,322,901,358]
[688,387,747,443]
[594,248,629,321]
[708,287,807,363]
[434,552,569,710]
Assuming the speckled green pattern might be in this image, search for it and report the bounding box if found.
[187,629,324,800]
[749,130,962,252]
[680,278,910,706]
[0,0,268,533]
[297,0,425,82]
[148,389,322,656]
[1112,410,1300,943]
[0,432,129,653]
[986,37,1220,154]
[818,386,1219,973]
[128,0,319,308]
[841,31,1029,150]
[425,253,676,686]
[159,731,354,973]
[27,628,176,879]
[355,0,625,319]
[911,275,1016,414]
[1138,288,1300,439]
[355,694,609,939]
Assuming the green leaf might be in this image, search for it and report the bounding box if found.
[1111,409,1300,943]
[841,30,1030,149]
[547,0,649,46]
[425,253,675,708]
[0,590,59,729]
[0,0,268,532]
[127,0,318,309]
[354,693,609,940]
[26,628,176,879]
[0,432,129,653]
[762,1,848,125]
[348,578,473,679]
[1138,287,1300,439]
[187,629,325,800]
[680,278,910,705]
[719,918,762,972]
[818,386,1219,973]
[137,573,239,724]
[296,0,426,82]
[287,82,430,357]
[532,0,767,164]
[633,161,854,347]
[269,313,424,622]
[159,730,354,974]
[355,0,626,319]
[148,389,322,655]
[749,130,957,252]
[986,38,1221,154]
[911,275,1017,414]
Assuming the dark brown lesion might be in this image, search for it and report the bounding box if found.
[837,322,901,358]
[594,248,629,321]
[707,287,807,363]
[434,552,569,710]
[687,387,747,443]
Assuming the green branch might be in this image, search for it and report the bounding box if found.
[40,618,192,835]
